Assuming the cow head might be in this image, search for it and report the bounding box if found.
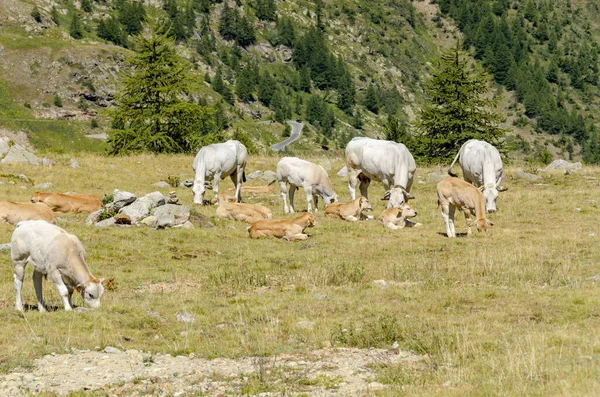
[192,181,213,205]
[76,278,105,309]
[358,196,373,212]
[381,186,415,208]
[399,202,417,218]
[31,192,43,203]
[474,218,494,234]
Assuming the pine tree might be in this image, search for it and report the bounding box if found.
[257,72,276,106]
[256,0,276,21]
[98,16,127,46]
[235,66,256,102]
[299,67,311,92]
[69,11,84,39]
[362,85,380,114]
[218,2,237,41]
[337,63,356,113]
[81,0,93,13]
[235,14,255,47]
[107,25,216,155]
[413,42,505,161]
[51,5,60,25]
[276,16,295,47]
[119,0,146,35]
[315,0,324,30]
[196,16,216,56]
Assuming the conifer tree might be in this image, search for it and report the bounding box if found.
[98,17,127,46]
[413,43,505,161]
[362,85,380,114]
[51,5,60,25]
[276,16,295,47]
[258,72,276,106]
[235,66,256,102]
[107,24,216,154]
[336,62,355,113]
[119,0,146,35]
[256,0,276,22]
[81,0,93,13]
[218,2,237,41]
[69,11,84,39]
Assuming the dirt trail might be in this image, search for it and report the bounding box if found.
[0,347,420,395]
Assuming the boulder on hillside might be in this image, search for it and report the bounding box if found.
[513,171,542,181]
[108,189,137,211]
[150,204,190,229]
[337,167,348,177]
[1,145,40,165]
[544,159,582,171]
[248,170,263,180]
[260,170,277,184]
[118,191,166,223]
[0,138,10,158]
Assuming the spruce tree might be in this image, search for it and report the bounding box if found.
[69,11,84,39]
[235,66,256,102]
[51,5,60,25]
[98,17,127,46]
[256,0,276,21]
[413,43,505,161]
[218,2,237,41]
[107,25,216,155]
[362,85,380,114]
[81,0,93,13]
[257,72,276,106]
[119,0,146,36]
[337,65,356,113]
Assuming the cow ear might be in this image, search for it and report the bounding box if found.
[99,278,106,285]
[381,191,391,200]
[404,191,415,200]
[75,282,84,292]
[359,197,364,205]
[488,221,495,227]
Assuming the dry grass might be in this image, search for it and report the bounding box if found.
[1,153,600,395]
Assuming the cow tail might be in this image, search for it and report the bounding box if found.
[448,142,466,177]
[242,171,247,183]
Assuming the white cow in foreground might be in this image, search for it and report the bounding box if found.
[448,139,506,213]
[271,157,338,213]
[345,137,416,209]
[192,140,247,204]
[11,220,105,311]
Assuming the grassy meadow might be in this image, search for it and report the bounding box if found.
[0,152,600,395]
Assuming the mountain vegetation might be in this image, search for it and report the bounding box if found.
[1,0,600,162]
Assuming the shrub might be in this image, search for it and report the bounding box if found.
[53,95,63,108]
[166,175,180,187]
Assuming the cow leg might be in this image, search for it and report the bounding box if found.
[284,233,309,241]
[279,182,290,214]
[304,186,314,212]
[288,186,297,214]
[465,211,473,235]
[346,215,359,222]
[313,195,319,212]
[48,270,72,311]
[359,177,370,199]
[32,270,48,312]
[67,287,74,309]
[440,203,453,238]
[230,171,243,203]
[386,223,399,230]
[12,258,26,312]
[212,174,222,203]
[347,170,360,200]
[448,205,457,237]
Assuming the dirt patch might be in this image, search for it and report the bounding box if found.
[0,347,421,396]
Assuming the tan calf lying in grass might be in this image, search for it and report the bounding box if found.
[248,212,314,241]
[437,177,493,238]
[378,203,418,230]
[31,192,103,213]
[325,196,372,222]
[215,193,272,224]
[0,201,56,224]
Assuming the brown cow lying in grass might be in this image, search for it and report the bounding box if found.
[31,192,103,213]
[215,193,272,224]
[378,203,418,230]
[0,201,56,224]
[248,212,314,241]
[325,196,372,222]
[437,177,494,238]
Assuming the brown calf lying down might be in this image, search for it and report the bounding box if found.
[228,185,274,195]
[0,201,56,224]
[248,212,314,241]
[378,203,418,230]
[437,177,493,238]
[215,193,272,223]
[325,196,372,222]
[31,192,103,213]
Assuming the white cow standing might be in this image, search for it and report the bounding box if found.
[192,140,247,204]
[272,157,338,214]
[345,137,416,208]
[448,139,507,213]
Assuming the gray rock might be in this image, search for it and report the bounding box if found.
[152,181,171,188]
[33,182,53,190]
[95,218,116,228]
[337,166,348,177]
[172,221,194,229]
[260,170,277,184]
[86,209,103,226]
[140,216,158,227]
[426,170,448,184]
[176,311,196,324]
[514,171,542,181]
[189,213,214,228]
[109,189,137,211]
[319,160,332,171]
[41,158,55,167]
[179,179,194,188]
[0,243,10,251]
[0,137,10,158]
[150,204,190,228]
[248,170,263,180]
[0,145,40,165]
[544,159,583,171]
[119,192,165,224]
[103,346,121,354]
[70,158,80,168]
[296,320,314,330]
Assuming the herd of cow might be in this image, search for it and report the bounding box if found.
[3,136,506,312]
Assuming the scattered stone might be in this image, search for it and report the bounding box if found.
[167,191,179,204]
[151,204,190,229]
[118,192,165,224]
[188,213,214,228]
[140,216,158,228]
[0,144,41,165]
[172,221,194,229]
[32,182,53,190]
[583,200,598,207]
[179,179,194,188]
[103,346,121,354]
[114,213,132,225]
[372,279,389,290]
[313,293,331,300]
[565,169,575,175]
[176,312,196,324]
[86,210,103,226]
[513,171,542,181]
[41,158,55,167]
[0,137,10,158]
[337,166,348,177]
[296,321,314,330]
[260,170,276,184]
[319,160,332,171]
[95,218,117,228]
[153,181,171,188]
[544,159,582,171]
[109,190,137,211]
[0,243,10,251]
[70,159,80,168]
[248,170,263,180]
[426,169,447,183]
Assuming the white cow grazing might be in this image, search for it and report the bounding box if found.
[192,140,247,204]
[345,137,416,208]
[11,220,105,312]
[271,157,338,214]
[448,139,507,213]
